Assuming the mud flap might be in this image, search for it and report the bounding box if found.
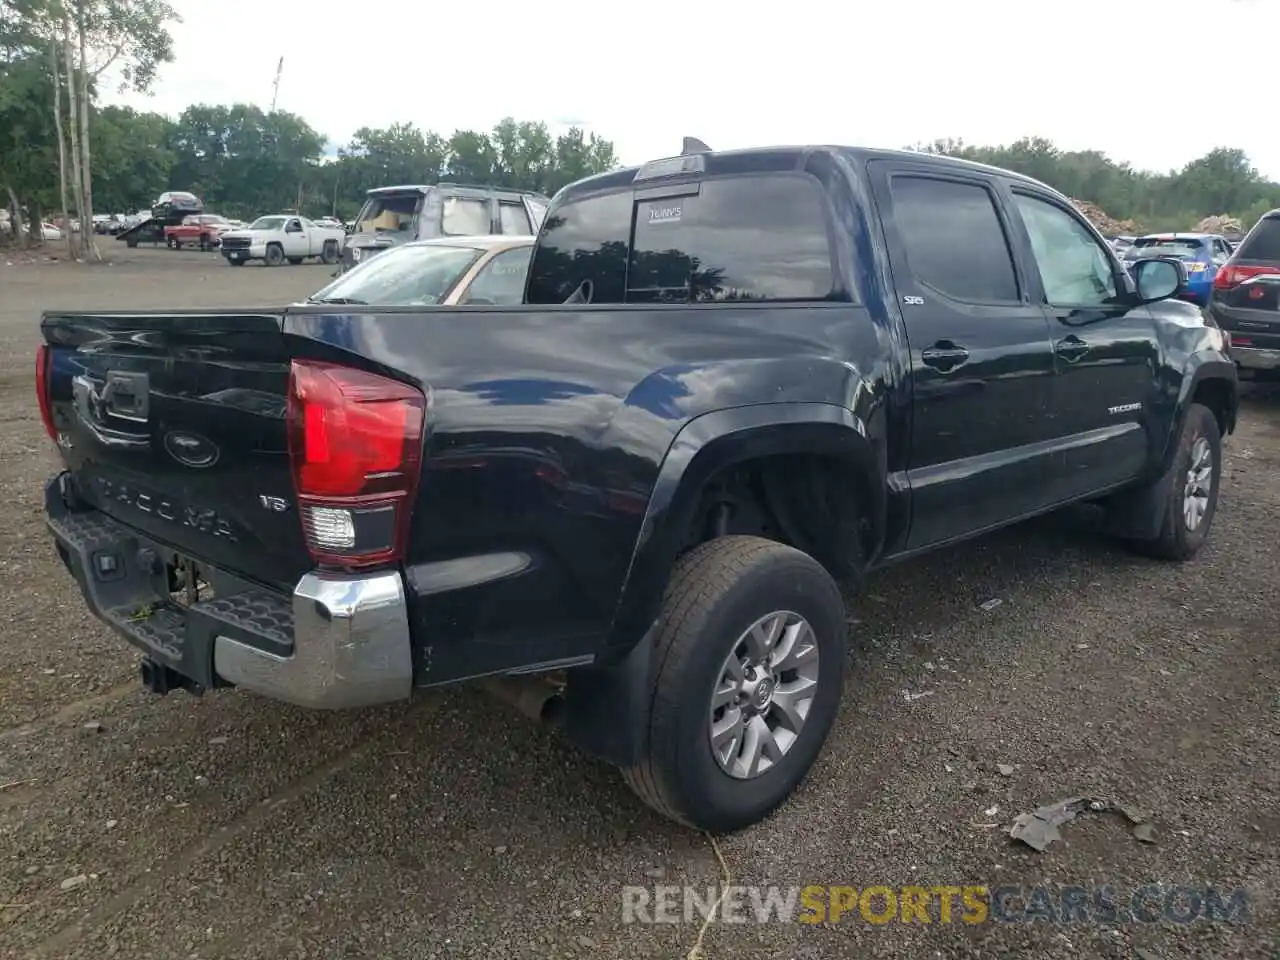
[561,625,655,768]
[1099,467,1175,541]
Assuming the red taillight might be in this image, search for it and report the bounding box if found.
[35,344,57,440]
[286,359,426,570]
[1214,263,1276,291]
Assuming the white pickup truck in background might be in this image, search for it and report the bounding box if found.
[218,215,346,267]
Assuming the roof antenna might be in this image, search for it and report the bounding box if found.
[682,137,712,155]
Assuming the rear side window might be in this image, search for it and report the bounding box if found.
[627,176,835,303]
[1236,216,1280,261]
[442,197,491,236]
[890,176,1018,303]
[525,191,631,304]
[499,201,531,235]
[461,246,533,305]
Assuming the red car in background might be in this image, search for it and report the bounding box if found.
[164,214,233,251]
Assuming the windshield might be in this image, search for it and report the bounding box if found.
[309,243,482,305]
[1126,238,1204,259]
[250,216,287,231]
[355,193,422,234]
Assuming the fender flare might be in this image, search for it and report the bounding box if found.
[1176,357,1237,432]
[561,401,879,768]
[1105,356,1237,540]
[1156,355,1238,475]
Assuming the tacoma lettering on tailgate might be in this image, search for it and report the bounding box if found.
[94,476,238,542]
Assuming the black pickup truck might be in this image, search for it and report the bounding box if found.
[37,144,1237,833]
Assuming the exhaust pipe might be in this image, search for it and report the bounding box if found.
[479,675,564,725]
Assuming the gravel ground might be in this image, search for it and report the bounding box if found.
[0,248,1276,960]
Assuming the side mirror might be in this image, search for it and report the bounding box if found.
[1133,257,1185,303]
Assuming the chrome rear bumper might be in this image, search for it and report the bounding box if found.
[213,571,412,709]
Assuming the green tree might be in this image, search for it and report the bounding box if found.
[153,110,620,223]
[912,136,1280,234]
[2,0,179,255]
[549,125,616,194]
[89,103,172,212]
[168,103,324,218]
[443,129,499,183]
[0,54,57,240]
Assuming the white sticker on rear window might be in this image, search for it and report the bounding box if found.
[648,204,682,224]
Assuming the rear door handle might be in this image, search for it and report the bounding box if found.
[920,342,970,372]
[1055,335,1090,362]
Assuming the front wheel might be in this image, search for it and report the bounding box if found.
[621,535,847,832]
[264,244,284,267]
[1125,402,1222,561]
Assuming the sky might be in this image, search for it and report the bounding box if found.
[102,0,1280,181]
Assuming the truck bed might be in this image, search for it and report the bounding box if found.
[40,300,878,685]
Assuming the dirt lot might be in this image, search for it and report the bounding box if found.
[0,248,1276,960]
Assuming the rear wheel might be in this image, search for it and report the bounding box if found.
[621,535,847,832]
[166,236,177,249]
[264,244,284,267]
[320,240,339,265]
[287,256,303,266]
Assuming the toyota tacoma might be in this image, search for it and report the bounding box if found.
[37,143,1237,833]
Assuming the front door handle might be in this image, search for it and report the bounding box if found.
[1055,335,1090,362]
[920,342,970,372]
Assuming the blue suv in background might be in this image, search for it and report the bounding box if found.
[1123,233,1234,306]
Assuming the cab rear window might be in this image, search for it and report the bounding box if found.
[525,175,837,305]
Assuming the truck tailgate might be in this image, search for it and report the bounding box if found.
[41,311,311,592]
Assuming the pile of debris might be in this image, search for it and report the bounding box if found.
[1194,214,1244,235]
[1070,198,1139,236]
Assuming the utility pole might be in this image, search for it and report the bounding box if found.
[270,56,283,112]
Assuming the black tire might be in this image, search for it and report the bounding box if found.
[1126,402,1222,561]
[166,236,177,249]
[320,240,339,265]
[287,257,303,266]
[264,244,284,267]
[621,535,847,832]
[226,258,245,266]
